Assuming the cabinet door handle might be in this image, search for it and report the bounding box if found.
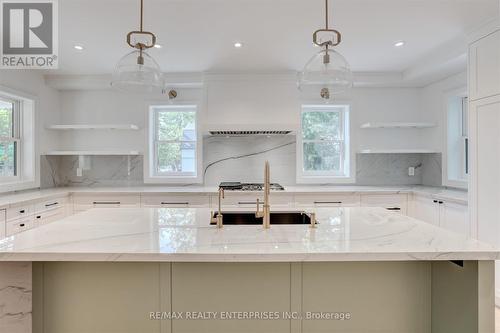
[386,207,401,211]
[19,209,25,214]
[19,223,25,227]
[93,201,121,205]
[45,202,58,207]
[433,200,438,203]
[238,201,259,205]
[438,201,444,204]
[160,202,189,205]
[314,201,342,204]
[36,215,41,219]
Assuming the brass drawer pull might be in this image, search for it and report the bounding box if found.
[93,201,121,205]
[314,201,342,204]
[160,202,189,205]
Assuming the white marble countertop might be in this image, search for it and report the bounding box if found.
[0,185,468,208]
[0,207,493,262]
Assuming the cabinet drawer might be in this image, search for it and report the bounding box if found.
[6,203,34,221]
[35,197,67,213]
[212,193,293,208]
[295,193,360,207]
[73,193,140,211]
[360,194,408,214]
[6,217,35,236]
[142,194,209,207]
[34,207,66,226]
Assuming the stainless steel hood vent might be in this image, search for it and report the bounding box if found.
[209,130,292,136]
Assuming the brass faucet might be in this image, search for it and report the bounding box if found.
[255,161,271,228]
[211,187,225,228]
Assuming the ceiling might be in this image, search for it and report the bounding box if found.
[56,0,498,75]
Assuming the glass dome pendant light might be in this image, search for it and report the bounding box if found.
[298,0,353,101]
[111,0,163,93]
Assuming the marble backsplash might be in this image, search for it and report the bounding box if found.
[40,136,442,188]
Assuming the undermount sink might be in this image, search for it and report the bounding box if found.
[210,211,312,225]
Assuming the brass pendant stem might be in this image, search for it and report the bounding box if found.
[325,0,329,29]
[140,0,144,32]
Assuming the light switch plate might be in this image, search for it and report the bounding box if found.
[408,167,415,176]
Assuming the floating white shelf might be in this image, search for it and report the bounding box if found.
[360,122,437,129]
[46,124,139,130]
[44,151,141,156]
[358,149,440,154]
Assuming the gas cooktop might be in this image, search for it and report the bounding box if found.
[219,182,285,191]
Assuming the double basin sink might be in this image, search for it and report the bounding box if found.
[210,211,312,225]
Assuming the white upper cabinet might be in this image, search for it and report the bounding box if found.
[469,29,500,101]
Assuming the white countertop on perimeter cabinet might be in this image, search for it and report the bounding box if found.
[0,185,468,207]
[0,207,492,262]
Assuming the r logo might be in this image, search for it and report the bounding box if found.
[2,2,53,54]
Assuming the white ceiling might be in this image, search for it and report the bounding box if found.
[56,0,498,75]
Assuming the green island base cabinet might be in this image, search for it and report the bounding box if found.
[30,261,493,333]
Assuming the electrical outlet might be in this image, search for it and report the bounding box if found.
[408,167,415,176]
[76,168,83,177]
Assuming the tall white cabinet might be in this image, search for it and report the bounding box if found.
[468,25,500,302]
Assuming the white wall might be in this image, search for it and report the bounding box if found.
[0,70,60,191]
[57,88,203,152]
[55,75,431,155]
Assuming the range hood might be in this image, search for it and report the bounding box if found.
[208,130,292,136]
[206,124,295,137]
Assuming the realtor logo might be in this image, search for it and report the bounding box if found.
[0,0,58,68]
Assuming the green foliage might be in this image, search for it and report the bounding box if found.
[0,107,13,137]
[302,111,340,140]
[302,111,342,171]
[0,107,15,176]
[157,111,196,173]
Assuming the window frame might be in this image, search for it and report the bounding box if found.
[0,94,21,183]
[297,104,352,184]
[0,85,37,193]
[443,87,468,189]
[145,103,203,184]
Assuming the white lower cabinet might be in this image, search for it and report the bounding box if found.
[410,195,440,226]
[4,195,69,236]
[294,193,360,207]
[141,193,210,207]
[73,193,141,212]
[410,194,469,236]
[360,194,408,215]
[211,193,293,209]
[439,201,469,236]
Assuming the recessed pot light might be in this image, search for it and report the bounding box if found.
[73,44,84,51]
[234,42,243,48]
[394,41,406,47]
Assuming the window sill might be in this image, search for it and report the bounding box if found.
[144,175,203,185]
[0,179,38,193]
[296,175,355,185]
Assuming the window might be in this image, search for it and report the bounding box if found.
[446,92,468,187]
[0,96,19,181]
[297,105,351,183]
[146,105,201,183]
[0,87,36,192]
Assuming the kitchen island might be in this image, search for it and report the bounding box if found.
[0,207,497,333]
